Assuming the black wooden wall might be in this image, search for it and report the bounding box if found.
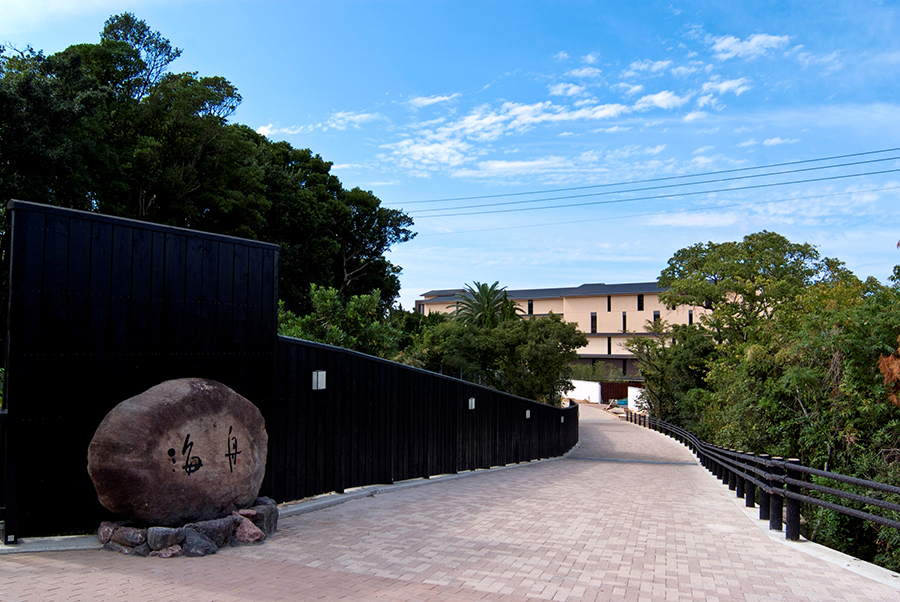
[1,200,578,541]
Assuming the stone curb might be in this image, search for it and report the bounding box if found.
[721,477,900,591]
[0,441,582,555]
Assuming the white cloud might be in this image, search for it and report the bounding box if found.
[548,83,586,96]
[407,93,461,109]
[255,124,311,137]
[582,52,600,64]
[634,90,690,111]
[566,67,602,78]
[382,137,472,168]
[453,156,571,179]
[763,137,799,146]
[670,65,700,77]
[554,51,570,61]
[708,33,790,60]
[702,77,751,96]
[323,111,380,130]
[683,111,707,122]
[645,145,666,155]
[696,94,721,109]
[738,138,758,147]
[621,59,673,78]
[558,131,575,137]
[795,50,842,73]
[596,126,631,133]
[613,82,644,96]
[694,145,714,154]
[646,212,739,227]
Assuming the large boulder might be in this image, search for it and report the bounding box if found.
[88,378,268,527]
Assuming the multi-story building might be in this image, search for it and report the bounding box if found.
[415,282,704,377]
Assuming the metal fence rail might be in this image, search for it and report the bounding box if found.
[625,410,900,540]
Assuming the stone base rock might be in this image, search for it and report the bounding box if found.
[182,528,219,557]
[147,527,185,551]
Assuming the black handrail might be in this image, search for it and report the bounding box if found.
[624,409,900,540]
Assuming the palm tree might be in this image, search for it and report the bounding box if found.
[451,281,520,328]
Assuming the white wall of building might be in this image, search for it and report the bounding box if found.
[565,379,602,404]
[627,386,647,413]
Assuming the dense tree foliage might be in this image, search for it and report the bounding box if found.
[399,296,586,405]
[451,281,520,328]
[278,286,400,359]
[630,231,900,569]
[0,14,414,315]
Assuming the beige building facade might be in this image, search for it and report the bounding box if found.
[415,282,704,377]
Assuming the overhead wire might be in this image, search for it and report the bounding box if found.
[413,166,900,218]
[403,146,900,204]
[421,185,900,236]
[409,154,900,214]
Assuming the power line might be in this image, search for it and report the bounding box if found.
[414,167,900,218]
[420,185,900,236]
[410,155,900,214]
[403,146,900,204]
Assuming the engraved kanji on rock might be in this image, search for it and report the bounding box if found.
[87,378,268,527]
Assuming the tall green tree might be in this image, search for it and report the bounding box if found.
[451,281,520,328]
[278,285,400,359]
[0,13,416,315]
[658,231,836,344]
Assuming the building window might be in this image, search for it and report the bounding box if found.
[637,294,644,311]
[688,309,693,325]
[622,311,627,331]
[607,337,612,355]
[527,299,533,315]
[622,359,628,375]
[590,312,597,334]
[653,310,660,322]
[607,295,611,312]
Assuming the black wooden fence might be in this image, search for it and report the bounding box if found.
[0,200,578,542]
[625,410,900,541]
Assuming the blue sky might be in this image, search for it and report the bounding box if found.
[3,0,899,308]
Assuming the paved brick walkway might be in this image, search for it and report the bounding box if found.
[2,404,900,601]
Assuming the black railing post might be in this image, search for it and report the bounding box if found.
[745,453,756,508]
[717,447,728,484]
[728,450,737,491]
[769,457,784,531]
[735,452,745,499]
[785,458,801,541]
[759,454,771,521]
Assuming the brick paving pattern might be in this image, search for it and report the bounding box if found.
[2,404,898,601]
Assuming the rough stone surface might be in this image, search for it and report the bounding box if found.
[147,527,185,551]
[130,542,151,557]
[249,503,278,535]
[102,541,129,554]
[181,528,218,557]
[109,527,147,547]
[97,521,118,544]
[233,514,266,544]
[149,544,183,558]
[254,496,276,507]
[87,378,268,527]
[185,516,238,549]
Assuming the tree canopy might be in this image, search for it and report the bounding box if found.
[629,230,900,569]
[0,13,414,315]
[451,281,520,329]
